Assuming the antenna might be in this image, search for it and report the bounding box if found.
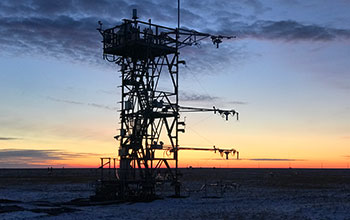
[132,9,138,20]
[178,0,180,30]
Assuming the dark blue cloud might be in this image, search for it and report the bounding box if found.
[0,0,349,66]
[231,20,350,41]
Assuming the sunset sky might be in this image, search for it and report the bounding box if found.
[0,0,349,168]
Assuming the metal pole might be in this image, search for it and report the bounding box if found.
[175,0,180,197]
[100,158,103,180]
[178,0,180,30]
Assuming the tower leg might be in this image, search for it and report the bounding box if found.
[175,181,181,197]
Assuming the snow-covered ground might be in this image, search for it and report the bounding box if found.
[1,168,350,219]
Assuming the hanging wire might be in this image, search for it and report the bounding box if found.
[189,113,214,128]
[186,125,216,146]
[185,65,220,108]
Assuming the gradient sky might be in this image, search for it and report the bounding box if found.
[0,0,349,168]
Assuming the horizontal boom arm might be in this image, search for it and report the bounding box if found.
[179,106,239,121]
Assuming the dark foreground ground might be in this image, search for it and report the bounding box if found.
[0,168,350,219]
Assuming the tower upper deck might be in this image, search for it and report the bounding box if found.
[101,20,177,59]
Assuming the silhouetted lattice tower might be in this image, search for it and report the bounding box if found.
[97,9,236,200]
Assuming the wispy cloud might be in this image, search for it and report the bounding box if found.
[87,103,116,111]
[246,158,305,161]
[180,92,247,107]
[227,101,248,105]
[97,89,116,95]
[0,137,20,141]
[0,148,101,168]
[211,158,305,161]
[180,91,219,102]
[0,148,100,160]
[47,96,84,105]
[47,96,116,111]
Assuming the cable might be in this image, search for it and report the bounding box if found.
[189,113,213,127]
[186,125,215,146]
[185,65,220,108]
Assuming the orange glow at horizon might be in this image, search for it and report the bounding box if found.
[1,109,349,169]
[48,153,350,169]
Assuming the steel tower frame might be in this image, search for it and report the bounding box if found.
[97,11,235,200]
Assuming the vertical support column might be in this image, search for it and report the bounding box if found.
[119,57,127,197]
[113,158,116,178]
[100,158,103,180]
[175,0,181,197]
[108,158,111,179]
